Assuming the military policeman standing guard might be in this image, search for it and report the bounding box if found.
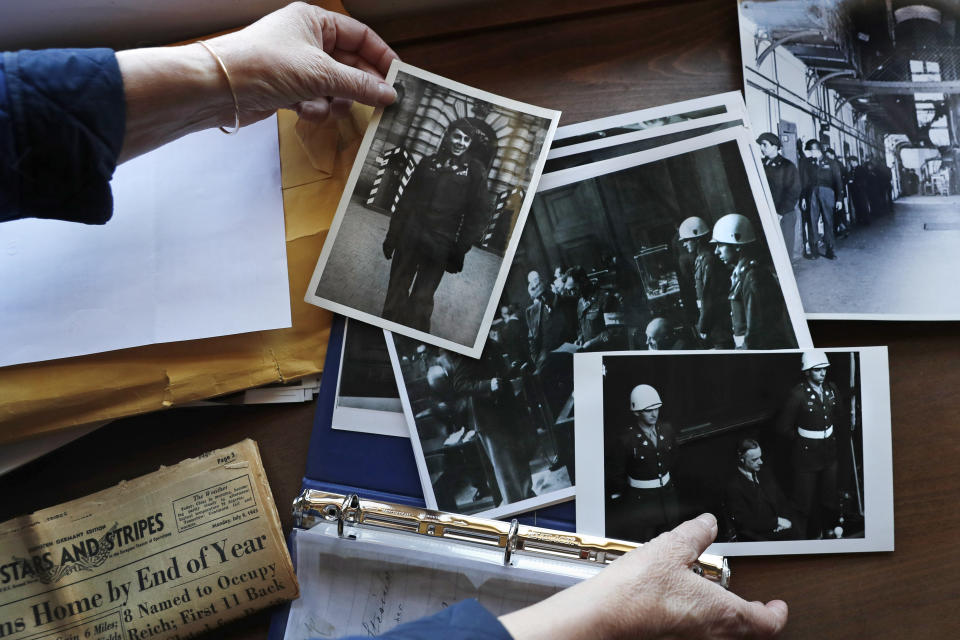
[711,214,796,350]
[776,350,841,539]
[756,133,802,266]
[799,140,843,260]
[679,216,733,349]
[610,384,679,543]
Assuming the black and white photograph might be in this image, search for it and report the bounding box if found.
[331,318,408,438]
[574,348,894,556]
[740,0,960,318]
[386,333,575,519]
[305,61,560,357]
[534,127,812,353]
[544,92,748,173]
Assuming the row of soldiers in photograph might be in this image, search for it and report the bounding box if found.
[489,213,796,385]
[607,351,856,543]
[756,131,894,262]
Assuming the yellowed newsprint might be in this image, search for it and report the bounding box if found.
[0,439,297,640]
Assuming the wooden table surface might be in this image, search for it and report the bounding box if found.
[3,1,959,637]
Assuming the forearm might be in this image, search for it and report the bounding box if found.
[117,3,398,163]
[499,580,628,640]
[116,44,232,163]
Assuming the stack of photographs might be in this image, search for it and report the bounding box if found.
[307,61,895,556]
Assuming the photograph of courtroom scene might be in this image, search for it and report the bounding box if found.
[391,334,572,516]
[601,351,866,545]
[740,0,960,317]
[336,319,403,415]
[501,139,801,362]
[313,68,554,347]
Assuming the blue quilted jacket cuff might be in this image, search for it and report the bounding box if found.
[0,48,125,223]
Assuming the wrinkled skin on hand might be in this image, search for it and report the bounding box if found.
[208,1,399,124]
[500,514,788,640]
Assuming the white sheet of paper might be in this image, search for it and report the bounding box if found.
[0,117,290,368]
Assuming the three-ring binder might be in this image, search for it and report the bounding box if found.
[293,489,730,587]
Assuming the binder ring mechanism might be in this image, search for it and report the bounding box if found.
[293,490,730,588]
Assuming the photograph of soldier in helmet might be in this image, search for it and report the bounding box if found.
[580,349,892,553]
[606,384,680,542]
[307,63,558,357]
[711,213,797,349]
[776,350,844,539]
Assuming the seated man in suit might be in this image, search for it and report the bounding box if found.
[724,438,801,541]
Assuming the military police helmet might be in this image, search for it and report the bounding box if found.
[678,216,711,240]
[629,384,662,411]
[801,350,831,371]
[711,213,757,245]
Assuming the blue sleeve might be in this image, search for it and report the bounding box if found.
[331,599,514,640]
[0,48,125,224]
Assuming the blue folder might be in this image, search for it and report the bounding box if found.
[268,314,575,639]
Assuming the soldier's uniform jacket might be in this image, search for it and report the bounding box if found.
[694,246,732,341]
[618,421,676,485]
[777,378,841,471]
[762,154,801,215]
[576,289,620,348]
[729,257,795,349]
[801,155,843,199]
[384,154,490,264]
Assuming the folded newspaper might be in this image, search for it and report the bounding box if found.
[0,439,297,640]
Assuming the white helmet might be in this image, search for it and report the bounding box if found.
[630,384,662,411]
[678,216,711,240]
[711,213,756,245]
[801,350,830,371]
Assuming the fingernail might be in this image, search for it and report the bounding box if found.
[378,82,397,104]
[697,513,717,529]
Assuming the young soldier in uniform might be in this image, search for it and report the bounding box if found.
[776,350,841,538]
[678,216,733,349]
[711,214,796,350]
[756,133,801,265]
[799,140,842,260]
[382,118,492,332]
[609,384,679,542]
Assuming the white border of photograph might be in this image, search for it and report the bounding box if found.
[330,320,409,439]
[551,91,746,145]
[539,126,813,349]
[548,92,747,160]
[304,60,561,358]
[573,348,894,556]
[384,332,576,519]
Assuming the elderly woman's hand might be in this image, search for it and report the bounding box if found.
[499,514,788,640]
[117,2,398,161]
[204,2,398,124]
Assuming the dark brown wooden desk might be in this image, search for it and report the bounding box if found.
[2,1,958,637]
